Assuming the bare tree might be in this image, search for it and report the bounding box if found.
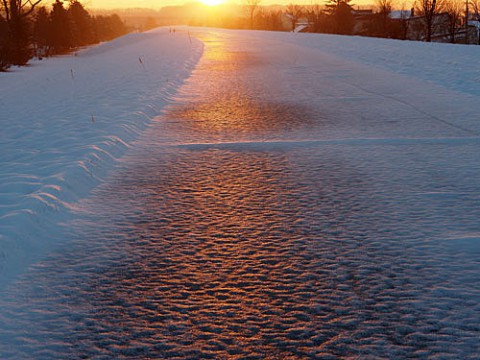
[1,0,43,64]
[416,0,445,41]
[305,3,326,32]
[256,8,284,30]
[471,0,480,18]
[376,0,393,35]
[399,3,412,39]
[286,3,304,31]
[444,0,463,42]
[244,0,261,29]
[1,0,42,24]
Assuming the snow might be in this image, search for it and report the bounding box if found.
[1,27,480,357]
[0,28,203,287]
[274,31,480,98]
[1,28,480,286]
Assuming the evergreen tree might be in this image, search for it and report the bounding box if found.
[325,0,355,34]
[93,14,127,42]
[2,0,127,69]
[68,1,94,47]
[49,0,71,53]
[6,11,32,64]
[0,15,10,70]
[33,6,50,56]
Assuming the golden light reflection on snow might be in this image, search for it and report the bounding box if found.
[161,31,315,140]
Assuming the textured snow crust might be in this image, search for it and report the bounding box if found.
[1,28,480,358]
[0,28,203,285]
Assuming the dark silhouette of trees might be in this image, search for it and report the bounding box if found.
[445,0,462,42]
[416,0,444,41]
[32,6,49,56]
[397,6,412,39]
[326,0,355,34]
[362,0,393,37]
[1,0,43,65]
[2,0,129,70]
[376,0,392,35]
[93,14,127,42]
[0,14,9,70]
[305,4,331,33]
[68,0,94,46]
[49,0,71,53]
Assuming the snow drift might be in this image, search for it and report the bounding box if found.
[2,27,480,289]
[0,28,203,287]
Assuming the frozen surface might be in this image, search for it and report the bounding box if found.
[1,29,480,358]
[278,32,480,97]
[0,28,203,286]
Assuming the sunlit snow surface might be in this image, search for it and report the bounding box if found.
[0,28,203,285]
[1,29,480,358]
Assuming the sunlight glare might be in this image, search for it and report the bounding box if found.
[200,0,224,6]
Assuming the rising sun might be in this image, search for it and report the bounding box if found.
[201,0,224,5]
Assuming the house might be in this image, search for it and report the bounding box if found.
[407,12,451,42]
[466,20,480,44]
[294,20,311,33]
[352,9,375,35]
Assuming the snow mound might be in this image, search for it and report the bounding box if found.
[0,27,203,287]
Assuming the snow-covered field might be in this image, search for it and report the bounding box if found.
[2,28,480,288]
[0,28,203,287]
[281,32,480,97]
[1,28,480,357]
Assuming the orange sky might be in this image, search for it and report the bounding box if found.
[87,0,377,9]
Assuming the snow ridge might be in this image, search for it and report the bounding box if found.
[0,27,203,287]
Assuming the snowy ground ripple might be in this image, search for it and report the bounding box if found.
[0,28,202,285]
[1,29,480,358]
[1,143,479,359]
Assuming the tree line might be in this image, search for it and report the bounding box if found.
[1,0,128,71]
[244,0,479,43]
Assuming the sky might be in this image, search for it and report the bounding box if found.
[87,0,376,9]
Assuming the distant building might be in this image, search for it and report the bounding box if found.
[405,12,450,42]
[294,20,311,33]
[467,20,480,44]
[390,9,414,20]
[352,9,374,35]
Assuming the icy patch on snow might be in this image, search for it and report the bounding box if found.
[0,27,203,287]
[442,233,480,253]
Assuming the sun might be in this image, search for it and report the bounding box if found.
[201,0,224,5]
